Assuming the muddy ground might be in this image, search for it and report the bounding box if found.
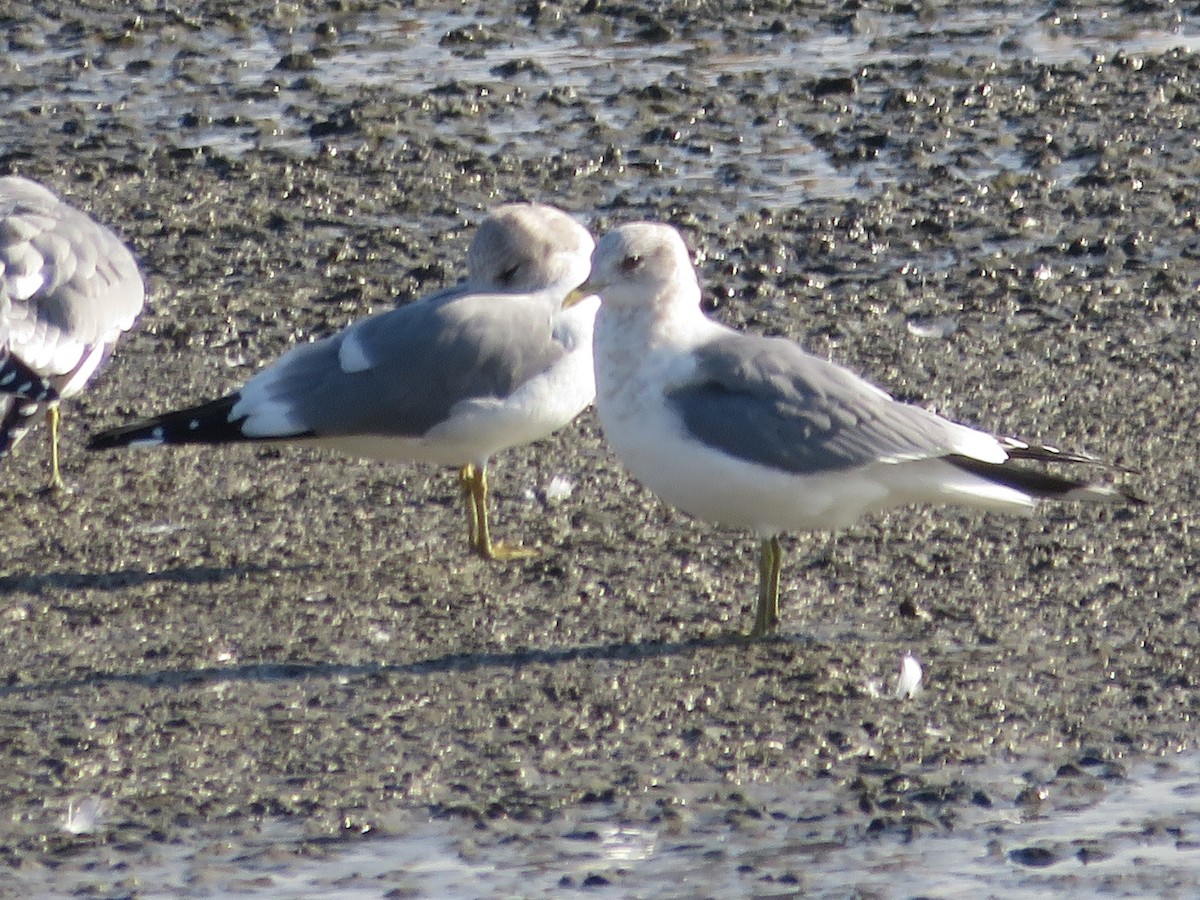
[0,0,1198,894]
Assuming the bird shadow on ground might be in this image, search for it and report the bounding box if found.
[0,631,809,699]
[0,563,315,597]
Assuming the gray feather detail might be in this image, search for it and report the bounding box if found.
[666,334,967,476]
[249,291,568,438]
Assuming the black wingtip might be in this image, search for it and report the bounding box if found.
[946,448,1142,506]
[998,437,1140,475]
[87,394,248,451]
[0,352,57,403]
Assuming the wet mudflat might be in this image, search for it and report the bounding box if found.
[1,0,1198,896]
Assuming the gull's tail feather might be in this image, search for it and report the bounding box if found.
[87,395,253,450]
[946,450,1143,505]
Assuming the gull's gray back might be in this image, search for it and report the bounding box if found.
[245,291,569,439]
[667,333,970,476]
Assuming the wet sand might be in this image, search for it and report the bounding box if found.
[1,0,1198,894]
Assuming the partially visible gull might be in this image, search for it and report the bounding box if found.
[0,175,146,490]
[570,222,1136,636]
[90,203,600,560]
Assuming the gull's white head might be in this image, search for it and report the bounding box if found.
[468,203,594,295]
[577,222,700,315]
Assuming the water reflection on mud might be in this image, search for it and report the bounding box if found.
[5,7,1198,211]
[20,753,1200,898]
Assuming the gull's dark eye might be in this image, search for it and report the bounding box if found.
[496,263,521,285]
[620,253,642,273]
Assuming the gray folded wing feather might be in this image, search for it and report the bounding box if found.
[666,334,974,475]
[243,292,568,438]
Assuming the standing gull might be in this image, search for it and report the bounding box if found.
[89,203,599,560]
[571,222,1134,636]
[1,175,146,490]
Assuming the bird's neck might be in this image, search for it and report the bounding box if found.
[601,286,707,353]
[594,287,713,411]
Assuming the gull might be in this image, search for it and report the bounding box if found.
[1,176,146,490]
[571,222,1135,637]
[89,203,599,560]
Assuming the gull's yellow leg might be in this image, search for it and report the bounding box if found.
[45,404,65,492]
[751,536,782,637]
[463,463,537,561]
[459,464,481,548]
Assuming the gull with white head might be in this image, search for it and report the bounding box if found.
[570,222,1136,636]
[1,175,146,490]
[90,203,600,560]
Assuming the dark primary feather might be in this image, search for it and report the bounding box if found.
[0,348,58,455]
[945,453,1144,503]
[0,349,56,402]
[86,395,248,449]
[666,333,964,476]
[997,437,1138,471]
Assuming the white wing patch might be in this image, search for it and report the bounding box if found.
[125,426,167,447]
[338,326,373,374]
[239,406,306,438]
[231,370,307,438]
[944,419,1009,464]
[552,294,599,353]
[7,269,46,301]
